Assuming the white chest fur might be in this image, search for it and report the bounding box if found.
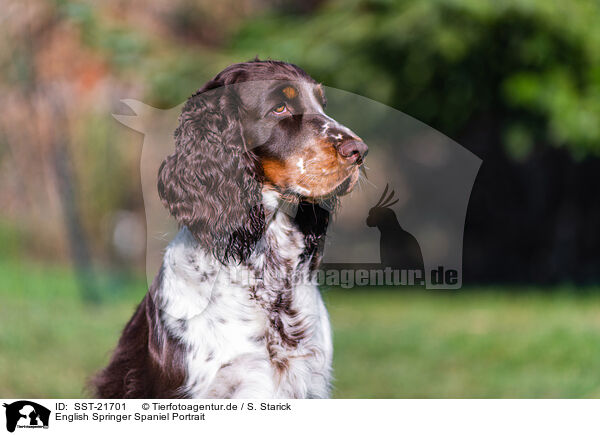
[156,199,333,399]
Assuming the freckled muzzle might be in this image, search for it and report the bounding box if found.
[304,116,367,197]
[262,116,367,199]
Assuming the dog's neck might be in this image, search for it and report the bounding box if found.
[259,187,329,272]
[162,188,327,301]
[157,190,310,320]
[250,188,308,278]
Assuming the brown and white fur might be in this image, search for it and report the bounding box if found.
[92,60,368,399]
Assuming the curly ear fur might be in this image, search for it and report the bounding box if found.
[158,81,265,263]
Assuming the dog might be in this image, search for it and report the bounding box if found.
[93,60,368,398]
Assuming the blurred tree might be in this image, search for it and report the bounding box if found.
[233,0,600,158]
[231,0,600,283]
[2,0,599,285]
[0,1,100,300]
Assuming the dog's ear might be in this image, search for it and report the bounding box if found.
[158,85,264,262]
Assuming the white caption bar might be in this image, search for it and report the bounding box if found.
[1,399,597,435]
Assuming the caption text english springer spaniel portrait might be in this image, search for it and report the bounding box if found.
[92,59,368,399]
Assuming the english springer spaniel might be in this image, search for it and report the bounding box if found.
[93,60,368,398]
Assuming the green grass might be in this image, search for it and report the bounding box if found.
[0,259,146,398]
[324,287,600,398]
[2,259,600,398]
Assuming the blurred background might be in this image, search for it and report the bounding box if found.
[1,0,600,398]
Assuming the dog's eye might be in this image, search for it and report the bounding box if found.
[272,104,288,115]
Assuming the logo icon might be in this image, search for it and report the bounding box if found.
[366,184,424,273]
[3,401,50,433]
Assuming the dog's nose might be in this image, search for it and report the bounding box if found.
[338,140,368,162]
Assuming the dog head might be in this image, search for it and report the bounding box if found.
[158,60,368,262]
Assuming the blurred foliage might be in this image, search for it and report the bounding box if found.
[232,0,600,159]
[2,0,599,277]
[55,0,254,108]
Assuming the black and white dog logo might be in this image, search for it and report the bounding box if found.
[3,401,50,433]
